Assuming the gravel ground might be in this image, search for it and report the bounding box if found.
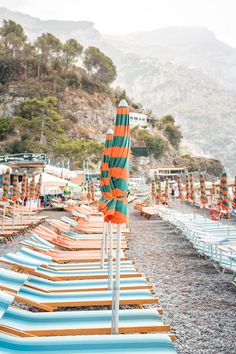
[128,205,236,354]
[0,206,235,353]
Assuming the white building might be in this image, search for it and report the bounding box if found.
[129,112,147,126]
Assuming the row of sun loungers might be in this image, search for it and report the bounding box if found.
[0,204,177,353]
[155,204,236,285]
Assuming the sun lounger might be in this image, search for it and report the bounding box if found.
[0,291,168,336]
[0,332,177,353]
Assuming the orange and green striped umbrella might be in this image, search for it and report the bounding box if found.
[99,129,113,209]
[21,171,27,200]
[221,172,230,211]
[199,175,208,205]
[90,181,95,202]
[35,174,42,198]
[104,99,130,224]
[29,172,36,199]
[217,175,223,207]
[151,181,156,198]
[185,175,190,200]
[189,174,195,201]
[165,177,169,197]
[232,176,236,210]
[86,181,92,201]
[211,179,216,200]
[2,168,10,202]
[177,176,183,199]
[11,170,20,202]
[156,180,161,198]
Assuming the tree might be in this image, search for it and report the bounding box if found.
[13,96,64,152]
[157,115,182,148]
[0,117,13,140]
[21,42,35,79]
[62,39,83,70]
[0,20,26,58]
[84,46,116,84]
[35,33,61,78]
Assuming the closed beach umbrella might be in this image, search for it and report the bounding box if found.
[90,181,95,202]
[221,172,230,212]
[151,181,156,198]
[156,179,161,199]
[211,180,216,200]
[217,175,223,208]
[2,168,10,202]
[11,170,20,202]
[165,177,169,198]
[189,174,195,201]
[99,129,113,209]
[104,99,130,334]
[29,172,36,199]
[232,177,236,210]
[63,184,71,199]
[21,171,27,200]
[185,175,190,200]
[86,181,92,201]
[199,175,208,205]
[177,176,183,199]
[35,174,42,198]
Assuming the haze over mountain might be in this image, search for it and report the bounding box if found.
[1,7,235,171]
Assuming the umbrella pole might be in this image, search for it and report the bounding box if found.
[28,198,32,219]
[100,221,106,268]
[108,222,113,289]
[12,202,16,227]
[2,203,6,231]
[112,223,121,334]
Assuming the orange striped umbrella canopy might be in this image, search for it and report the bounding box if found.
[11,169,20,202]
[185,175,190,200]
[151,181,156,198]
[232,176,236,210]
[199,175,208,205]
[217,175,224,207]
[221,172,230,211]
[189,174,195,201]
[87,181,92,201]
[90,181,95,202]
[35,174,42,198]
[177,176,183,199]
[104,99,130,224]
[2,168,10,202]
[211,179,216,200]
[99,129,113,209]
[29,172,36,199]
[21,171,27,200]
[156,180,161,198]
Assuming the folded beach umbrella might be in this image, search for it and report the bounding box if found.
[11,170,20,202]
[21,171,27,200]
[221,172,230,212]
[90,181,95,202]
[99,129,113,208]
[151,180,156,198]
[156,179,161,199]
[2,168,10,202]
[211,179,216,201]
[232,177,236,210]
[177,176,183,199]
[185,175,190,200]
[86,181,92,202]
[63,184,71,199]
[29,172,36,199]
[199,175,208,205]
[103,99,130,334]
[165,177,169,198]
[35,174,42,198]
[217,175,223,208]
[189,174,195,201]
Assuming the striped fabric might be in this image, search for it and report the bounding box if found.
[211,180,216,200]
[177,176,183,199]
[29,173,36,199]
[104,100,131,224]
[156,180,161,198]
[185,175,190,200]
[35,174,42,198]
[189,174,195,201]
[90,182,95,202]
[99,129,113,211]
[232,176,236,210]
[221,172,230,211]
[2,168,10,202]
[11,170,19,202]
[165,177,168,198]
[86,182,92,201]
[199,175,208,205]
[21,171,27,200]
[151,181,156,198]
[217,175,224,207]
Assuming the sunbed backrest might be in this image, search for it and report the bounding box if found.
[0,290,14,318]
[0,267,28,292]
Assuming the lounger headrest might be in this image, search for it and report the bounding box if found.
[31,233,54,247]
[0,267,28,292]
[0,291,14,318]
[18,247,51,262]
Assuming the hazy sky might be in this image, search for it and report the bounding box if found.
[0,0,236,47]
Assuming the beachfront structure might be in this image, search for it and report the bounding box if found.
[129,112,147,126]
[149,166,188,181]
